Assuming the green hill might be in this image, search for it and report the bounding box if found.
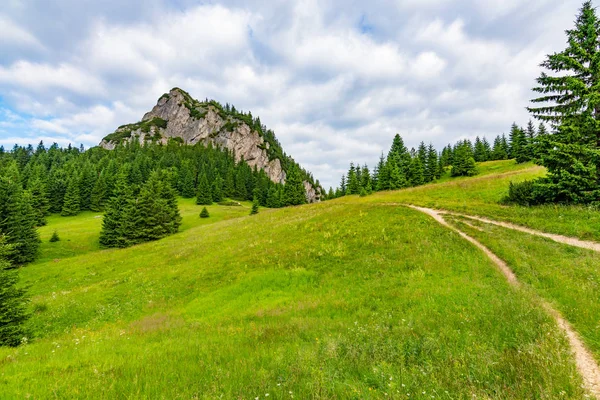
[2,160,600,398]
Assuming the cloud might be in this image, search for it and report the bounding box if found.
[0,0,585,188]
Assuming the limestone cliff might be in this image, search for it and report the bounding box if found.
[100,88,321,202]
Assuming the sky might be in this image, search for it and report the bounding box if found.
[0,0,584,188]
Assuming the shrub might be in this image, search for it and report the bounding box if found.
[200,207,210,218]
[502,180,540,206]
[49,231,60,243]
[359,188,367,197]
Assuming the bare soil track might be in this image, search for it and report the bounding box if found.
[407,205,600,399]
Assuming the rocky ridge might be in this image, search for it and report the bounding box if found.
[100,88,321,202]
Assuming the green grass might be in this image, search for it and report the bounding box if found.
[36,198,252,263]
[448,215,600,361]
[337,159,600,242]
[0,202,585,398]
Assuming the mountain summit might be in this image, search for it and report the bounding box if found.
[100,88,321,202]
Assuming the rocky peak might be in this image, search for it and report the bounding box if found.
[100,88,321,203]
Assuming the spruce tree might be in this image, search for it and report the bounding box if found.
[451,143,478,177]
[61,178,81,216]
[196,174,213,205]
[200,207,210,218]
[250,198,259,215]
[266,186,282,208]
[425,144,439,182]
[0,237,29,347]
[525,1,600,204]
[212,174,224,203]
[27,179,49,226]
[99,175,132,248]
[283,165,307,206]
[178,164,196,198]
[0,164,39,265]
[90,173,108,212]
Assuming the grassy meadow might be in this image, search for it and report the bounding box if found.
[2,160,600,398]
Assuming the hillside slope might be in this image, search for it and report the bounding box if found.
[3,161,600,398]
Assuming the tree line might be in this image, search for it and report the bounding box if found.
[325,121,546,199]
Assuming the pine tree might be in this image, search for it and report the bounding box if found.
[49,231,60,242]
[425,144,439,182]
[196,174,213,205]
[90,173,108,212]
[266,186,282,208]
[509,123,528,163]
[212,174,224,203]
[200,207,210,218]
[451,143,478,177]
[0,237,29,347]
[347,163,360,194]
[129,171,182,243]
[61,178,81,216]
[78,163,96,210]
[283,165,307,206]
[99,175,132,248]
[27,179,49,226]
[250,198,259,215]
[474,137,488,162]
[525,120,537,159]
[0,164,39,265]
[525,1,600,204]
[407,157,425,186]
[178,164,196,198]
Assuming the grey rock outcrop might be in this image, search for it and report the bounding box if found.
[100,88,321,202]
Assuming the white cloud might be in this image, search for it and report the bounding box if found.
[0,0,585,188]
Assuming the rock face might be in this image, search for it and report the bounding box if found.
[100,88,321,202]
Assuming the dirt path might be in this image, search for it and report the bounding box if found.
[408,205,600,399]
[448,212,600,252]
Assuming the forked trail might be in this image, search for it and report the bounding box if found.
[407,205,600,399]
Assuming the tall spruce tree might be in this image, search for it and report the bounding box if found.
[451,143,478,177]
[525,1,600,204]
[61,178,81,216]
[27,179,49,226]
[99,175,132,248]
[0,163,39,265]
[196,174,213,205]
[283,164,307,206]
[0,237,29,347]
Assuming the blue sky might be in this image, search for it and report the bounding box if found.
[0,0,583,188]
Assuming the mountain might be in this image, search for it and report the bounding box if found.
[100,88,321,202]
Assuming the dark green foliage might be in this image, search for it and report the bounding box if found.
[451,143,478,177]
[27,179,49,226]
[196,174,213,205]
[283,165,307,206]
[502,180,540,206]
[200,207,210,218]
[0,238,29,347]
[99,176,132,249]
[178,163,196,198]
[509,123,529,164]
[250,198,259,215]
[49,231,60,243]
[522,2,600,205]
[0,164,39,265]
[359,187,367,197]
[211,174,224,203]
[100,172,181,248]
[90,174,108,212]
[61,179,81,217]
[266,186,281,208]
